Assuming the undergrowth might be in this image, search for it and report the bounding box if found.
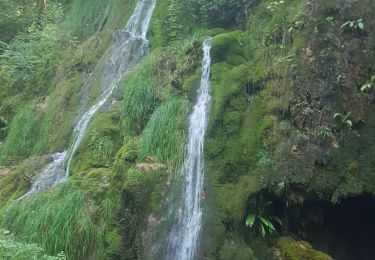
[0,229,66,260]
[1,183,102,259]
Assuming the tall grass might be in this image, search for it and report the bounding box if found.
[0,104,41,164]
[1,183,101,259]
[139,98,189,170]
[122,63,156,134]
[0,229,66,260]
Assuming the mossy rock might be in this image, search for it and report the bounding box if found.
[113,137,138,172]
[71,109,121,174]
[212,31,247,65]
[277,237,332,260]
[215,174,260,222]
[72,168,110,201]
[218,240,256,260]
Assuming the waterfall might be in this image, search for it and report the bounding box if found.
[166,37,213,260]
[19,0,156,199]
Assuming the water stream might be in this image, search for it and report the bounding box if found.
[166,37,213,260]
[19,0,156,199]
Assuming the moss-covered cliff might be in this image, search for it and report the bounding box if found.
[0,0,374,259]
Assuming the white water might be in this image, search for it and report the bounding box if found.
[20,0,156,198]
[167,37,213,260]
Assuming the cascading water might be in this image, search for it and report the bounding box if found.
[166,37,213,260]
[19,0,156,199]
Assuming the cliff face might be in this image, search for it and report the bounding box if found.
[0,0,374,259]
[201,1,375,258]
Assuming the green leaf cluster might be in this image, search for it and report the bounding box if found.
[245,196,282,237]
[333,112,352,128]
[341,18,364,30]
[0,229,66,260]
[361,75,375,92]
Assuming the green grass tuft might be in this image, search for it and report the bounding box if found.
[1,183,100,259]
[0,104,42,164]
[139,98,189,170]
[122,63,156,134]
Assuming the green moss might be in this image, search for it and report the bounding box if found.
[116,167,168,258]
[210,63,249,125]
[212,31,247,65]
[215,175,260,222]
[124,167,167,213]
[218,240,255,260]
[70,109,121,174]
[113,137,138,173]
[72,168,110,201]
[277,237,333,260]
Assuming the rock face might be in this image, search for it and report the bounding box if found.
[0,0,374,259]
[277,237,332,260]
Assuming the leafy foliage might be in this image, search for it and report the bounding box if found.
[0,0,39,43]
[341,18,364,30]
[0,6,70,96]
[361,75,375,92]
[0,229,66,260]
[245,195,281,237]
[333,112,352,128]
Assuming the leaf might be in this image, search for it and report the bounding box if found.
[342,112,352,121]
[272,216,283,226]
[341,21,350,28]
[259,216,275,231]
[358,22,364,29]
[260,223,266,237]
[246,214,256,227]
[361,83,371,92]
[333,113,343,119]
[345,120,352,127]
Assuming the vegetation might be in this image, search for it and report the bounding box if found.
[0,0,374,259]
[277,237,332,260]
[341,19,364,30]
[1,183,100,259]
[139,98,189,170]
[333,112,353,128]
[245,196,282,237]
[122,60,156,134]
[0,229,66,260]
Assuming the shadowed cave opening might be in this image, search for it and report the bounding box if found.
[260,192,375,260]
